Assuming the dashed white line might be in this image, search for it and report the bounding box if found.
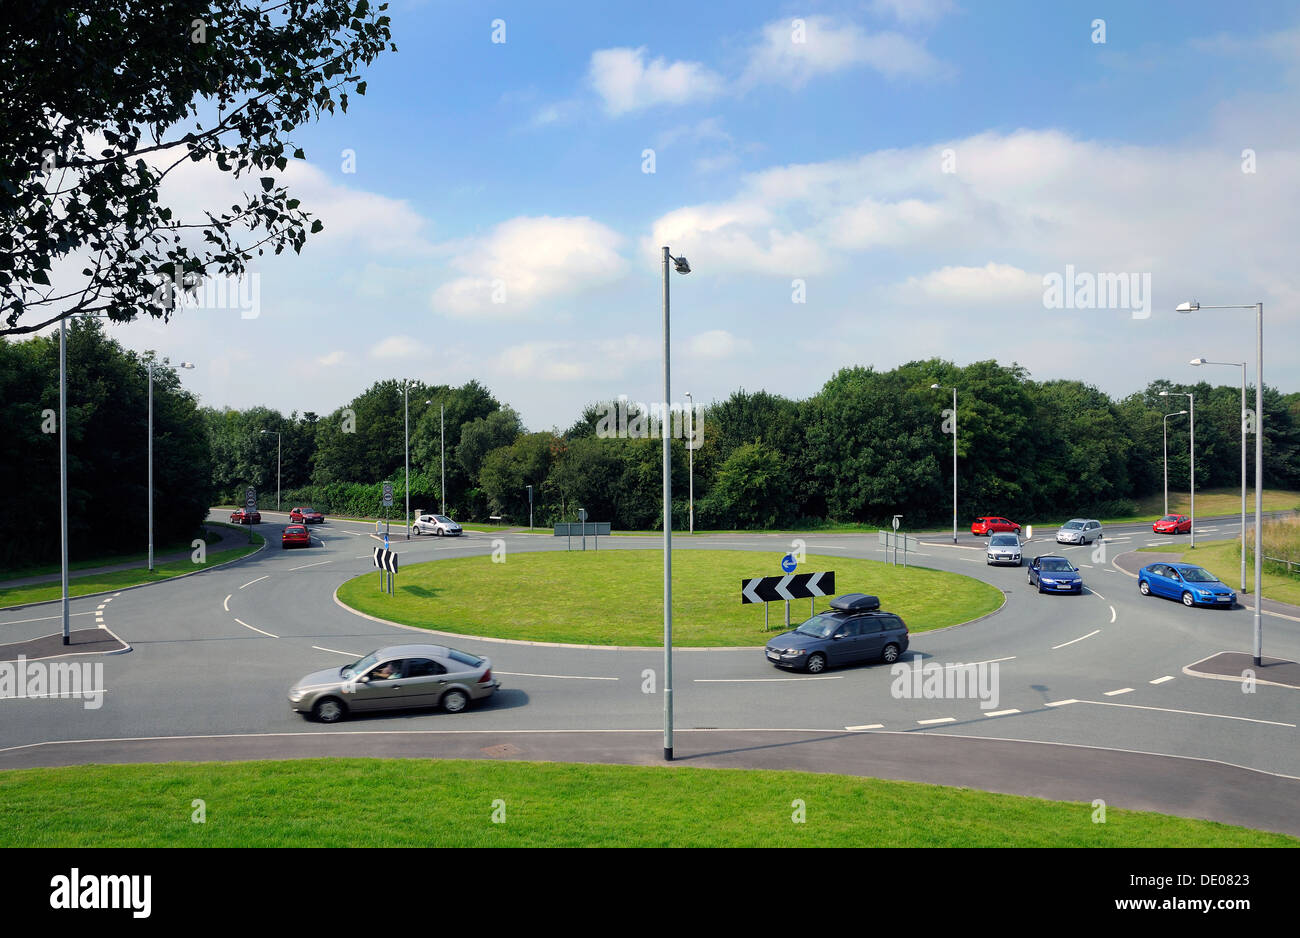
[1052,629,1100,650]
[223,594,231,612]
[496,671,619,681]
[239,576,269,590]
[1104,687,1134,696]
[983,709,1021,717]
[844,724,884,731]
[1045,699,1078,707]
[1150,676,1175,685]
[917,717,957,725]
[289,560,332,571]
[695,676,843,683]
[1109,605,1116,624]
[312,645,362,657]
[0,612,93,625]
[233,618,278,639]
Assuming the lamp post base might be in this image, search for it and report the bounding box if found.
[664,747,673,761]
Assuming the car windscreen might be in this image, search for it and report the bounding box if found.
[1040,559,1072,572]
[794,613,838,638]
[1063,521,1083,530]
[342,652,379,678]
[989,535,1018,546]
[1160,515,1178,522]
[1180,567,1218,583]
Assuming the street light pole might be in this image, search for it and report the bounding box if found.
[59,320,69,645]
[685,390,694,535]
[1177,300,1265,666]
[661,245,691,762]
[441,404,446,517]
[930,384,957,543]
[1192,358,1248,590]
[1162,410,1187,517]
[404,381,410,539]
[148,360,153,572]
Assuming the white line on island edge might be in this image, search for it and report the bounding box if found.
[239,576,269,590]
[1078,699,1295,727]
[1052,629,1100,650]
[312,645,362,657]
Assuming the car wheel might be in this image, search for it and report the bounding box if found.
[313,697,346,723]
[436,528,443,536]
[881,643,901,664]
[441,688,470,713]
[806,653,827,674]
[1182,591,1195,607]
[1139,580,1151,595]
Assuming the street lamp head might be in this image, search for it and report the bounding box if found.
[1190,358,1207,366]
[1159,390,1170,396]
[179,362,195,369]
[1176,301,1199,313]
[930,383,941,390]
[669,253,691,274]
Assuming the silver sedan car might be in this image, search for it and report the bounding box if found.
[288,644,500,723]
[1056,518,1103,544]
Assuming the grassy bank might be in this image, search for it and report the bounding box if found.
[0,759,1291,847]
[337,549,1003,646]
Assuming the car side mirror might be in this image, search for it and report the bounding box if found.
[832,633,845,640]
[1073,566,1079,572]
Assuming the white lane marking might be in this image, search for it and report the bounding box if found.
[939,655,1015,668]
[239,576,269,590]
[1104,687,1134,696]
[102,597,114,604]
[1150,676,1175,685]
[1145,541,1166,546]
[845,724,884,730]
[983,709,1021,717]
[695,676,843,683]
[233,618,278,639]
[312,645,362,657]
[289,560,332,571]
[0,612,94,625]
[1045,699,1078,707]
[917,717,956,725]
[1079,564,1093,568]
[1052,629,1100,650]
[0,689,107,702]
[1102,568,1116,573]
[223,594,231,612]
[1109,605,1116,624]
[1088,589,1106,600]
[496,671,619,681]
[1077,699,1296,727]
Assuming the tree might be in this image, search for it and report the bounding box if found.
[1,0,395,335]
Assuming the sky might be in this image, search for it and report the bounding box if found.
[91,0,1300,429]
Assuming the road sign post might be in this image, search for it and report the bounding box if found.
[246,486,257,543]
[579,508,587,551]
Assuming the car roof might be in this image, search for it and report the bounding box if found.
[1036,554,1072,562]
[374,643,457,659]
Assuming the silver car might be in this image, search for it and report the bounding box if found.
[288,644,500,723]
[986,533,1022,566]
[1056,518,1103,544]
[413,513,462,536]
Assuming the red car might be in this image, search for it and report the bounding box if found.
[281,524,311,549]
[1153,514,1192,534]
[972,516,1021,536]
[230,507,261,525]
[290,506,325,524]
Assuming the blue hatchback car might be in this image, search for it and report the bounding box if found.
[1138,562,1236,608]
[764,593,909,673]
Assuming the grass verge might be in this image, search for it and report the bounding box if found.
[1135,538,1300,606]
[337,549,1003,646]
[0,531,263,608]
[0,759,1292,847]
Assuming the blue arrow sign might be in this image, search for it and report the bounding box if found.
[384,534,389,551]
[781,554,797,574]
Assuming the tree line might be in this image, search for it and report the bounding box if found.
[5,322,1300,570]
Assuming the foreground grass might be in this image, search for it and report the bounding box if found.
[0,759,1291,847]
[1136,538,1300,606]
[0,532,263,608]
[338,549,1002,646]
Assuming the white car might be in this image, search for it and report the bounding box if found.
[986,533,1023,566]
[1056,518,1103,544]
[413,513,462,536]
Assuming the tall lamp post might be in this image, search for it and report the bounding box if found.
[1177,300,1264,667]
[399,379,419,539]
[684,390,694,535]
[258,430,281,510]
[930,383,958,543]
[149,360,195,571]
[1191,357,1248,591]
[422,398,446,516]
[661,246,691,761]
[1160,390,1195,547]
[1162,410,1188,517]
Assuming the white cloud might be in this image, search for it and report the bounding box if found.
[431,216,628,318]
[370,335,427,359]
[741,16,946,88]
[495,335,657,382]
[588,47,726,115]
[904,262,1040,301]
[317,350,345,366]
[869,0,956,25]
[687,329,752,360]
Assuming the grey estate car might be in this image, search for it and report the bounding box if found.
[765,593,909,673]
[289,644,500,722]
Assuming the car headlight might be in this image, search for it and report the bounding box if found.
[785,648,805,656]
[288,687,306,702]
[1041,578,1056,585]
[1197,590,1212,597]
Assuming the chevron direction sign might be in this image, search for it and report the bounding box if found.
[741,571,834,604]
[372,546,399,574]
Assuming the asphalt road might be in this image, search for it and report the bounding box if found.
[1,509,1296,834]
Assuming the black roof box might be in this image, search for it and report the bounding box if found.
[830,593,880,612]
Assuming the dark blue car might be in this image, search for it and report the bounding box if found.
[1027,555,1083,594]
[1138,562,1235,608]
[764,593,909,673]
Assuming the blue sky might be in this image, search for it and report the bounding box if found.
[105,0,1300,428]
